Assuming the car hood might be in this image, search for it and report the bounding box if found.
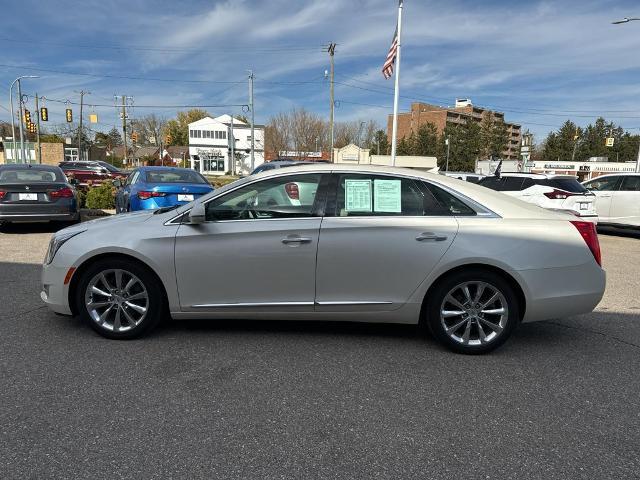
[60,209,154,235]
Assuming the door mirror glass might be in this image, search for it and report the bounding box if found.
[113,179,122,188]
[189,203,206,224]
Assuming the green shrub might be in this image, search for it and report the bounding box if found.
[76,188,87,209]
[85,182,116,209]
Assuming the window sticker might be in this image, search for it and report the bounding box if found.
[374,179,402,213]
[345,179,372,212]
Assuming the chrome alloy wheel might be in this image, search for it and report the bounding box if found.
[439,281,508,346]
[84,269,149,332]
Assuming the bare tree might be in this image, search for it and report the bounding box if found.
[130,114,168,146]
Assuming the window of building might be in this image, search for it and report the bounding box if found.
[189,129,194,138]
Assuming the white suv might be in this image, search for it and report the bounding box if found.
[478,173,598,222]
[582,173,640,228]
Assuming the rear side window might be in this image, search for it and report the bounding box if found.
[584,176,620,192]
[620,176,640,192]
[423,182,476,216]
[539,178,587,193]
[478,176,525,191]
[333,174,427,216]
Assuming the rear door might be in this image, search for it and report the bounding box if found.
[583,176,622,222]
[609,175,640,226]
[315,173,460,312]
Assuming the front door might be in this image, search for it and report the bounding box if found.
[175,172,327,311]
[609,175,640,226]
[584,176,621,222]
[315,173,460,311]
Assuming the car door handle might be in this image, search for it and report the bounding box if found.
[282,236,312,245]
[416,232,448,242]
[599,194,612,198]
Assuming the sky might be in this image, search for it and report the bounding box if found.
[2,0,640,142]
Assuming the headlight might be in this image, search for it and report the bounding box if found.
[44,230,86,265]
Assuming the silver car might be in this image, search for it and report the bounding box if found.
[41,165,606,354]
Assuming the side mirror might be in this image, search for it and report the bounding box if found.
[189,203,206,224]
[113,179,122,188]
[69,178,79,186]
[100,168,109,174]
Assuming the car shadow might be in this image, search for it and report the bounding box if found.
[0,222,67,234]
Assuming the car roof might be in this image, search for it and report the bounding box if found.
[138,166,195,171]
[585,172,640,178]
[0,163,61,171]
[495,172,577,179]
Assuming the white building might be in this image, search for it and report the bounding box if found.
[188,114,265,176]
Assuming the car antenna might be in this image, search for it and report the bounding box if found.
[494,158,503,178]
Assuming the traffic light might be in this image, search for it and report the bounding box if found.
[40,107,48,122]
[66,109,73,123]
[24,109,31,124]
[164,134,172,144]
[131,132,139,143]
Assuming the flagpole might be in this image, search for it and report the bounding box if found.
[390,0,403,167]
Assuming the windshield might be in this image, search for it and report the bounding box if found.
[143,169,207,184]
[97,162,121,173]
[0,168,65,183]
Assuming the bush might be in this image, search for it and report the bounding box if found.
[85,182,116,209]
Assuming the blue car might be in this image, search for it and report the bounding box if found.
[115,167,213,213]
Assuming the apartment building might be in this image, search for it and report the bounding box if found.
[388,99,522,160]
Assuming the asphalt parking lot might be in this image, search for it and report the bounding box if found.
[1,224,639,479]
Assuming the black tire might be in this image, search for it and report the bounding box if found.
[425,269,520,354]
[75,258,167,339]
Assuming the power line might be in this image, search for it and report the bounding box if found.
[0,63,247,84]
[0,37,327,54]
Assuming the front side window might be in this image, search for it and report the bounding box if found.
[620,176,640,192]
[205,173,322,221]
[584,176,620,191]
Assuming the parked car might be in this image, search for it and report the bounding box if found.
[41,165,605,354]
[582,173,640,228]
[0,164,79,225]
[477,173,598,221]
[441,172,486,183]
[250,160,329,175]
[114,166,213,213]
[59,161,127,186]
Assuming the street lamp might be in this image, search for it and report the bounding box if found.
[9,75,39,163]
[612,17,640,24]
[612,17,640,171]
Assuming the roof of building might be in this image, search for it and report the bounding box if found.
[133,146,160,159]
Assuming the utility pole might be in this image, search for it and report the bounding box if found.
[229,115,235,176]
[248,70,255,171]
[35,94,41,163]
[119,95,129,166]
[17,79,25,162]
[76,90,89,161]
[328,43,336,162]
[445,135,450,172]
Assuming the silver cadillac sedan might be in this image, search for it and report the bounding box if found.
[41,165,605,354]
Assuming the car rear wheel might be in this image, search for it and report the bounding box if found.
[426,269,519,354]
[75,259,166,339]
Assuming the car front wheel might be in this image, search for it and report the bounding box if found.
[76,259,166,339]
[426,269,520,354]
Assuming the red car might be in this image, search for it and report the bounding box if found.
[59,161,128,186]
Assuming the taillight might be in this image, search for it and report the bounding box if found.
[49,187,74,198]
[284,182,299,200]
[0,190,6,200]
[138,191,167,200]
[570,221,601,266]
[544,189,570,200]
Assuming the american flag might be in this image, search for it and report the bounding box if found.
[382,26,399,79]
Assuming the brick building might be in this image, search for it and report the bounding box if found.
[388,99,522,160]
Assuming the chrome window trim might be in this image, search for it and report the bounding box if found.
[165,168,500,225]
[192,301,314,308]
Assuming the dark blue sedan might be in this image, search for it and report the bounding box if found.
[115,167,213,213]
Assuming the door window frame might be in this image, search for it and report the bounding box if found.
[198,172,331,224]
[324,172,490,218]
